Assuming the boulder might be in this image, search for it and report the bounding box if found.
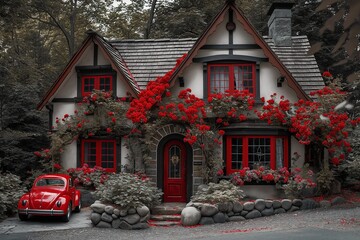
[331,196,346,205]
[240,210,248,217]
[281,199,292,211]
[128,208,137,214]
[300,199,320,210]
[265,200,273,208]
[199,217,215,225]
[90,212,101,225]
[217,202,232,212]
[101,212,113,223]
[96,221,111,228]
[119,221,132,230]
[233,202,243,213]
[90,203,106,214]
[254,199,266,211]
[181,207,201,226]
[123,214,141,225]
[136,206,150,217]
[213,212,226,223]
[119,209,128,217]
[227,211,234,217]
[104,205,114,215]
[112,219,122,229]
[229,216,246,222]
[112,214,118,219]
[274,208,286,214]
[289,206,300,212]
[273,200,282,209]
[113,208,120,217]
[200,204,219,217]
[140,212,151,223]
[132,223,149,230]
[261,207,274,216]
[245,210,261,219]
[292,199,303,207]
[243,202,255,211]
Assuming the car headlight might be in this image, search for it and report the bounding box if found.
[56,200,62,207]
[22,200,27,206]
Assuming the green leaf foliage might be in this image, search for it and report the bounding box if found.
[0,173,25,219]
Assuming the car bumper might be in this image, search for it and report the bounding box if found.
[18,208,65,216]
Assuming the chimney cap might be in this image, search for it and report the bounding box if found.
[267,1,295,16]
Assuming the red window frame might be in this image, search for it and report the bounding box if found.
[81,139,116,172]
[208,63,256,95]
[81,75,113,96]
[226,136,288,174]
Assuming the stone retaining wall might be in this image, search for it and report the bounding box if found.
[181,196,347,226]
[90,201,150,230]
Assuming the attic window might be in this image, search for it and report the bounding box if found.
[81,75,112,96]
[208,63,255,95]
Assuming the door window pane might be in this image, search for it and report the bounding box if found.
[169,145,181,179]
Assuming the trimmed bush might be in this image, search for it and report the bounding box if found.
[0,173,25,219]
[191,180,245,204]
[93,173,162,208]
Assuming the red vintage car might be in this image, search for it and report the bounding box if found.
[18,174,81,222]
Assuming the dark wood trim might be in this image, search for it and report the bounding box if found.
[200,44,261,50]
[228,8,234,55]
[116,140,121,173]
[157,134,193,203]
[93,44,98,66]
[75,65,113,72]
[46,104,53,131]
[193,55,268,63]
[256,64,260,101]
[203,63,208,101]
[52,98,81,103]
[77,140,81,168]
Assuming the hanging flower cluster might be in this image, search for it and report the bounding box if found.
[257,84,360,165]
[67,164,109,189]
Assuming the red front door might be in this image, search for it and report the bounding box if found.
[164,140,186,202]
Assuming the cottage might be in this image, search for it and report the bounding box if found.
[37,0,324,202]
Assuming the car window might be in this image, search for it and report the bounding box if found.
[36,178,65,187]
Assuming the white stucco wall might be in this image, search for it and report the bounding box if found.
[232,20,257,45]
[206,20,229,44]
[52,102,76,126]
[291,136,305,168]
[60,141,77,169]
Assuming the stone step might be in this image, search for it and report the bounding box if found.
[151,203,186,215]
[150,214,181,221]
[148,220,181,227]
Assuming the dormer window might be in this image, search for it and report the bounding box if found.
[82,75,112,96]
[208,63,255,95]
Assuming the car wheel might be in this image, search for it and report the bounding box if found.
[62,203,72,222]
[74,199,81,213]
[18,213,28,221]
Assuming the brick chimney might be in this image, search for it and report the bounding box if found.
[267,1,295,47]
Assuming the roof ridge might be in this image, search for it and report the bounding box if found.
[109,38,198,43]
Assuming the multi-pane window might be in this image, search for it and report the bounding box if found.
[226,136,288,174]
[208,64,255,94]
[81,139,116,172]
[81,75,112,96]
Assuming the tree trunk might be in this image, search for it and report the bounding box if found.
[144,0,157,39]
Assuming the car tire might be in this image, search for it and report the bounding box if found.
[74,200,81,213]
[62,203,72,222]
[18,213,28,221]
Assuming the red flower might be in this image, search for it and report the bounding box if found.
[53,163,62,170]
[218,130,225,136]
[322,71,332,78]
[217,169,224,176]
[106,128,112,133]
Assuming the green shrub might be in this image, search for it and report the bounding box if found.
[316,168,335,195]
[93,173,162,208]
[0,173,26,219]
[191,180,245,204]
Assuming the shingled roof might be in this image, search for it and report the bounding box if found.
[109,35,323,97]
[110,38,196,89]
[264,35,325,96]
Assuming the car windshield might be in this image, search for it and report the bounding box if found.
[36,178,65,187]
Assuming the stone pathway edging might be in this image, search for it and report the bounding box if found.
[181,197,347,226]
[90,201,150,230]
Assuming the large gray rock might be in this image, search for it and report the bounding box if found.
[123,214,141,225]
[229,216,246,222]
[104,205,114,215]
[292,199,303,207]
[140,212,151,223]
[274,208,286,214]
[112,219,122,229]
[96,221,111,228]
[233,202,243,213]
[113,208,120,217]
[243,202,255,211]
[213,212,226,223]
[112,214,118,219]
[289,206,300,212]
[181,207,201,226]
[281,199,292,211]
[101,212,113,223]
[199,217,215,225]
[119,209,128,217]
[224,214,230,222]
[254,199,266,211]
[273,200,282,209]
[90,212,101,225]
[240,210,248,217]
[217,202,232,212]
[331,196,346,205]
[300,198,320,210]
[320,200,331,208]
[119,221,132,230]
[128,208,137,214]
[261,207,274,216]
[136,206,150,217]
[90,203,106,214]
[227,211,234,217]
[245,210,261,219]
[201,204,219,217]
[265,200,273,208]
[132,223,149,230]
